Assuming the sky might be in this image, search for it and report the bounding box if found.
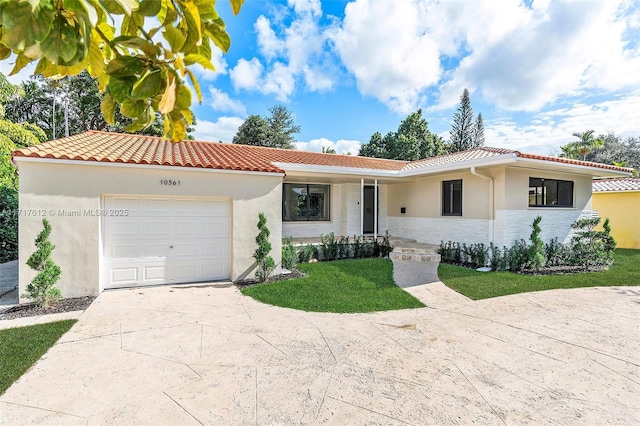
[4,0,640,156]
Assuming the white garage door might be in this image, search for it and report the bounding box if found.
[103,196,230,289]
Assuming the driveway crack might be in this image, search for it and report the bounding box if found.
[163,391,204,425]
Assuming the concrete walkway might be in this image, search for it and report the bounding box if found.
[1,282,639,424]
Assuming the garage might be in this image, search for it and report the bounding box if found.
[103,195,231,289]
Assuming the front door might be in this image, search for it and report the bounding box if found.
[363,186,378,234]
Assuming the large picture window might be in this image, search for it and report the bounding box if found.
[442,179,462,216]
[528,178,574,207]
[283,184,330,221]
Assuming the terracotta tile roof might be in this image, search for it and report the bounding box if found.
[12,131,407,173]
[402,147,514,170]
[593,177,640,192]
[12,131,632,176]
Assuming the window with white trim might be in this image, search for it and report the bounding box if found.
[528,177,574,207]
[282,184,330,221]
[442,179,462,216]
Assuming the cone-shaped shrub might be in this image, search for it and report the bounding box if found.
[24,219,61,307]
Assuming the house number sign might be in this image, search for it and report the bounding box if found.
[160,179,181,186]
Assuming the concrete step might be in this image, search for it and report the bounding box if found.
[389,251,441,262]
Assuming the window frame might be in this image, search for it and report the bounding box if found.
[282,183,331,222]
[528,177,574,208]
[442,179,463,217]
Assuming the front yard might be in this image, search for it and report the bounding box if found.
[241,258,425,313]
[439,249,640,300]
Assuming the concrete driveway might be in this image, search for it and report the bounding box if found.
[1,282,639,425]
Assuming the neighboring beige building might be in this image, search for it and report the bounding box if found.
[12,131,631,299]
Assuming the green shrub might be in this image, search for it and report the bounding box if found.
[378,231,394,258]
[23,219,62,307]
[0,186,18,263]
[281,237,297,270]
[352,235,364,258]
[253,213,275,282]
[528,216,546,270]
[570,217,616,271]
[489,242,501,270]
[507,239,530,272]
[297,244,316,263]
[337,235,350,259]
[320,232,338,261]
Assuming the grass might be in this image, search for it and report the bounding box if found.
[439,249,640,300]
[0,319,76,395]
[242,258,425,313]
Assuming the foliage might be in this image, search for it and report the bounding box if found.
[233,105,299,148]
[321,146,336,154]
[281,236,297,270]
[439,249,640,300]
[253,213,275,282]
[0,0,245,142]
[0,186,17,263]
[528,216,546,270]
[559,130,605,161]
[24,219,62,307]
[379,231,394,258]
[359,109,444,160]
[449,88,484,152]
[575,132,640,175]
[242,258,425,313]
[297,243,316,263]
[0,319,77,395]
[320,232,338,261]
[337,235,350,259]
[570,217,616,271]
[3,72,175,140]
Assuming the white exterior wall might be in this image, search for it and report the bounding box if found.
[17,160,283,300]
[387,216,491,245]
[283,183,388,239]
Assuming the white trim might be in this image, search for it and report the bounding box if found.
[400,154,518,177]
[373,179,378,239]
[274,162,400,178]
[13,157,285,177]
[514,157,631,176]
[593,189,640,194]
[360,178,364,235]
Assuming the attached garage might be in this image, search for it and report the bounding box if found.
[103,196,231,288]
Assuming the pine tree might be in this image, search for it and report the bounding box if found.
[472,112,485,148]
[449,89,475,152]
[24,219,62,307]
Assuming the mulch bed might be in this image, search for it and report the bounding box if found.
[234,268,306,288]
[0,296,97,321]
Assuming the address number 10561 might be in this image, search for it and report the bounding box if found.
[160,179,181,186]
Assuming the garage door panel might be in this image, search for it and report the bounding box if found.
[104,196,230,289]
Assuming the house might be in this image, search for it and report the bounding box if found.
[12,131,631,300]
[592,177,640,249]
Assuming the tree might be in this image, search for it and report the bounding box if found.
[559,130,605,161]
[472,113,485,147]
[359,109,443,160]
[449,88,476,152]
[253,212,275,282]
[24,219,62,307]
[0,0,245,142]
[233,105,300,149]
[322,146,336,154]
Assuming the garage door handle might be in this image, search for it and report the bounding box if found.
[169,246,173,249]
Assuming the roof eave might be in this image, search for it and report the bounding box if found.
[399,154,518,177]
[271,162,402,178]
[514,157,632,177]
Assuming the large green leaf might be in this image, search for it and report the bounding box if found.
[183,53,214,71]
[178,0,201,52]
[100,92,116,124]
[107,75,136,103]
[106,56,145,77]
[120,98,146,118]
[131,68,163,100]
[40,13,79,64]
[176,82,192,109]
[125,105,154,132]
[0,1,54,50]
[121,12,144,36]
[110,35,158,56]
[205,21,230,53]
[138,0,161,16]
[230,0,244,15]
[162,25,185,51]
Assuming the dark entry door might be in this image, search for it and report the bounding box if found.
[363,186,378,234]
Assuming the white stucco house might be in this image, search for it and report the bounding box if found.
[12,131,631,299]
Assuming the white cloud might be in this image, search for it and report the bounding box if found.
[208,87,246,115]
[0,57,37,85]
[191,47,229,82]
[295,137,362,155]
[230,58,264,91]
[192,117,245,143]
[331,0,441,114]
[484,91,640,154]
[231,0,335,100]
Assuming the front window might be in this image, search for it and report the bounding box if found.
[283,184,330,221]
[528,178,574,207]
[442,179,462,216]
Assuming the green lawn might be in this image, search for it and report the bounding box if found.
[0,319,76,394]
[242,258,425,313]
[439,249,640,300]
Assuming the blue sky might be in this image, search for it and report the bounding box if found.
[5,0,640,156]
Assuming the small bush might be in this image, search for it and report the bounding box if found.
[508,239,530,272]
[337,235,350,259]
[23,219,62,307]
[297,244,316,263]
[320,232,338,261]
[379,231,394,258]
[528,216,546,270]
[352,235,364,258]
[281,237,297,270]
[489,242,501,270]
